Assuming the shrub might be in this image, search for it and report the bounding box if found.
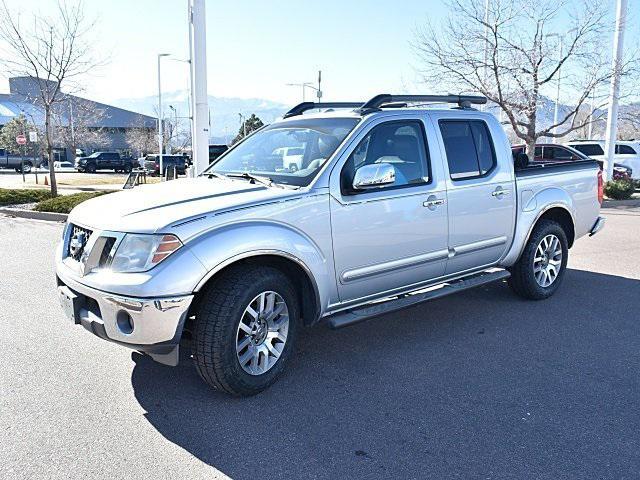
[604,179,636,200]
[0,188,52,206]
[34,192,108,213]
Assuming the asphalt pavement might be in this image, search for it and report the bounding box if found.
[1,205,639,479]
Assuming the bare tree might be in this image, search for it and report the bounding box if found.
[52,97,110,157]
[125,118,157,157]
[0,0,102,195]
[414,0,637,158]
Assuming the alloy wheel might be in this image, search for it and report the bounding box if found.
[533,234,563,287]
[236,291,289,376]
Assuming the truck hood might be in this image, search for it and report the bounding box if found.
[68,177,297,233]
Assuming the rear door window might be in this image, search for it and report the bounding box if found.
[439,120,496,180]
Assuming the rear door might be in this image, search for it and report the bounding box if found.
[433,114,515,275]
[329,116,449,303]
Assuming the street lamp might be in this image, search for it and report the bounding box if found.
[286,71,323,103]
[603,0,628,181]
[157,53,170,177]
[286,82,314,102]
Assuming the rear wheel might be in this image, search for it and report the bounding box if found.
[19,161,33,173]
[192,265,299,396]
[508,220,568,300]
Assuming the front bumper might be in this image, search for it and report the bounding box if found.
[56,270,193,366]
[589,216,605,236]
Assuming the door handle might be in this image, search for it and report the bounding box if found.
[423,197,445,208]
[492,188,511,197]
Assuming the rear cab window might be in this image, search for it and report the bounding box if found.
[438,120,496,180]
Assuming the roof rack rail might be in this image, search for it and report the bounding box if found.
[358,94,487,113]
[283,102,364,118]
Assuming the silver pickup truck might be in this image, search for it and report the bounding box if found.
[56,94,605,396]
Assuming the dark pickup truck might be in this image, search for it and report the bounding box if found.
[76,152,134,173]
[0,148,39,173]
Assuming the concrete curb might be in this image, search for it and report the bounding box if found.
[602,198,640,208]
[0,207,67,222]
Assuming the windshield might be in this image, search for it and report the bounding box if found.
[204,117,359,187]
[87,152,100,158]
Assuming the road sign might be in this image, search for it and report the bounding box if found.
[28,131,38,142]
[16,134,26,145]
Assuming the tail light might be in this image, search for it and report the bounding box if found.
[597,169,604,205]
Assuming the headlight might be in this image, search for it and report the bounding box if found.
[110,234,182,273]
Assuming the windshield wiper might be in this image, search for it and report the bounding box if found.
[224,172,277,188]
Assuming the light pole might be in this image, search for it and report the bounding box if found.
[157,53,170,176]
[603,0,628,181]
[188,0,209,175]
[286,82,314,102]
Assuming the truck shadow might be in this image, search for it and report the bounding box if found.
[130,268,640,479]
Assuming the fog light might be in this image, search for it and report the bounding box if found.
[116,310,134,334]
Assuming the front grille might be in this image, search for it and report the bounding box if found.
[66,224,93,258]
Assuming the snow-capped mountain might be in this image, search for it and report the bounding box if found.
[111,90,288,141]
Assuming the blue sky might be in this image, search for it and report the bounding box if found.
[1,0,638,106]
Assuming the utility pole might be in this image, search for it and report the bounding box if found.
[188,0,210,175]
[317,70,322,101]
[157,53,169,176]
[603,0,628,181]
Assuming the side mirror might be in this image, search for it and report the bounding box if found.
[352,163,396,190]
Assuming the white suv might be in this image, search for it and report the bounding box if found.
[565,140,640,179]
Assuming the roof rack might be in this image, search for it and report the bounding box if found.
[283,102,364,118]
[357,94,487,114]
[282,94,487,118]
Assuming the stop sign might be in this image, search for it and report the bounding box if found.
[16,134,26,145]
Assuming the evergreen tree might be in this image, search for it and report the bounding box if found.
[232,114,264,144]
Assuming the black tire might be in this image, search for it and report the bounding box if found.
[192,265,300,396]
[123,165,132,173]
[21,161,33,173]
[85,163,96,173]
[508,219,569,300]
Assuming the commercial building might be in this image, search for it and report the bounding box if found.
[0,76,156,162]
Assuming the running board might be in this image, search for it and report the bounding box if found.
[327,269,511,329]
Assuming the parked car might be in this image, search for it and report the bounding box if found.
[511,143,632,180]
[273,146,305,172]
[0,148,39,173]
[56,94,604,396]
[565,140,640,179]
[75,152,134,173]
[53,161,76,172]
[143,154,187,176]
[209,144,228,163]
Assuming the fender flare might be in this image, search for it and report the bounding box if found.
[501,187,576,266]
[188,221,331,320]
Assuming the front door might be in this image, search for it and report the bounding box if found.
[329,118,449,303]
[435,116,515,275]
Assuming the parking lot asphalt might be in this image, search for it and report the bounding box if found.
[1,205,639,480]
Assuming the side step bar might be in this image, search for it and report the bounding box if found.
[327,269,511,329]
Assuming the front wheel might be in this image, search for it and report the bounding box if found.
[508,219,568,300]
[192,265,299,396]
